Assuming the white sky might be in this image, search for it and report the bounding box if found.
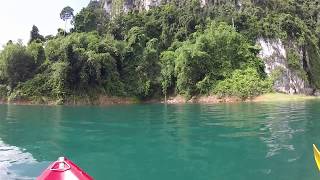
[0,0,90,47]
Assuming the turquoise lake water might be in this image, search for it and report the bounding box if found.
[0,101,320,179]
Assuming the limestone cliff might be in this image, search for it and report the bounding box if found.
[257,38,313,95]
[101,0,163,15]
[101,0,245,16]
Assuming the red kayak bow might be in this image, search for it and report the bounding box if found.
[37,157,93,180]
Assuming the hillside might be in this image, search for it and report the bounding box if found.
[0,0,319,104]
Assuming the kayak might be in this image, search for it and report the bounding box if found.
[37,157,94,180]
[313,144,320,171]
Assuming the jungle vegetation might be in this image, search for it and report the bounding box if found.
[0,0,319,103]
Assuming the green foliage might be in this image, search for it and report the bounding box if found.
[29,25,44,43]
[0,0,319,103]
[45,37,66,62]
[285,47,308,81]
[160,51,176,96]
[287,48,301,70]
[174,42,210,97]
[120,27,162,98]
[0,43,36,88]
[73,1,109,33]
[45,32,123,95]
[27,42,45,66]
[60,6,74,22]
[269,66,285,83]
[48,61,69,99]
[60,6,75,35]
[0,85,7,98]
[161,22,264,98]
[214,68,272,100]
[306,41,320,88]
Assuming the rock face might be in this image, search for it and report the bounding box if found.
[101,0,162,15]
[257,38,311,94]
[144,0,161,10]
[101,0,244,15]
[100,0,247,16]
[123,0,134,12]
[103,0,112,14]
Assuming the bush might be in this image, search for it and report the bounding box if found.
[0,85,7,98]
[0,43,36,88]
[214,68,272,99]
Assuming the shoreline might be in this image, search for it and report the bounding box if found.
[251,93,320,102]
[0,93,319,106]
[164,93,319,104]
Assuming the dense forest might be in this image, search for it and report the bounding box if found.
[0,0,319,104]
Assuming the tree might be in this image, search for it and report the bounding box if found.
[29,25,45,43]
[45,35,54,41]
[57,28,66,37]
[121,27,149,97]
[160,51,176,100]
[1,0,320,102]
[0,43,36,88]
[27,42,46,66]
[60,6,74,35]
[158,21,266,98]
[73,1,109,33]
[6,40,13,45]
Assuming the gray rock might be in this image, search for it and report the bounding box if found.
[314,90,320,96]
[257,38,310,95]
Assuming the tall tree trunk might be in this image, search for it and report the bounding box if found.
[65,20,67,36]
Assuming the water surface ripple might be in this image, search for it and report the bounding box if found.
[0,101,319,179]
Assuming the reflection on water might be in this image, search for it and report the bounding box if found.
[0,102,319,180]
[260,103,307,158]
